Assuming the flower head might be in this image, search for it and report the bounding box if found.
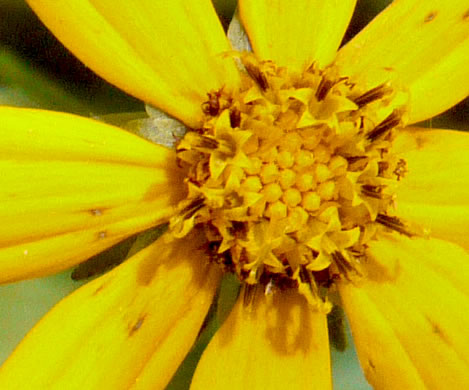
[1,1,469,389]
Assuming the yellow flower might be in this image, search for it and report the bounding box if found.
[1,0,469,389]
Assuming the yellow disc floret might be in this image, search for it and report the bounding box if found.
[170,53,419,309]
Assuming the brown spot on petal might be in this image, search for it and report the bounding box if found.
[128,314,147,337]
[424,11,438,23]
[92,284,105,296]
[415,135,427,149]
[98,231,107,239]
[90,208,103,216]
[368,359,376,371]
[426,315,451,346]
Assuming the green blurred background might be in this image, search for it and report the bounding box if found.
[0,1,467,389]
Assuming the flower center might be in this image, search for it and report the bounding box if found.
[170,53,415,309]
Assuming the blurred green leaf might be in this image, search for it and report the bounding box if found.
[0,48,89,112]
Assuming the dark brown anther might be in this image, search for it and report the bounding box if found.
[366,110,401,141]
[244,62,269,91]
[361,184,385,199]
[202,91,221,116]
[315,78,335,101]
[316,76,348,101]
[332,252,354,281]
[332,251,353,271]
[332,251,363,281]
[353,83,392,107]
[376,213,413,237]
[346,155,368,171]
[346,156,367,164]
[180,197,205,220]
[358,116,365,130]
[182,133,219,152]
[299,266,313,284]
[198,135,219,149]
[176,132,219,154]
[230,108,241,128]
[378,161,390,176]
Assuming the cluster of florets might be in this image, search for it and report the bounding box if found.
[170,53,411,308]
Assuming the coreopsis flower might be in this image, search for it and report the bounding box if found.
[1,0,469,389]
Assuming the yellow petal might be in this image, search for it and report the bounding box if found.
[239,0,356,71]
[335,1,469,123]
[0,233,221,389]
[0,107,184,283]
[392,127,469,251]
[340,235,469,389]
[191,287,332,390]
[26,0,240,127]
